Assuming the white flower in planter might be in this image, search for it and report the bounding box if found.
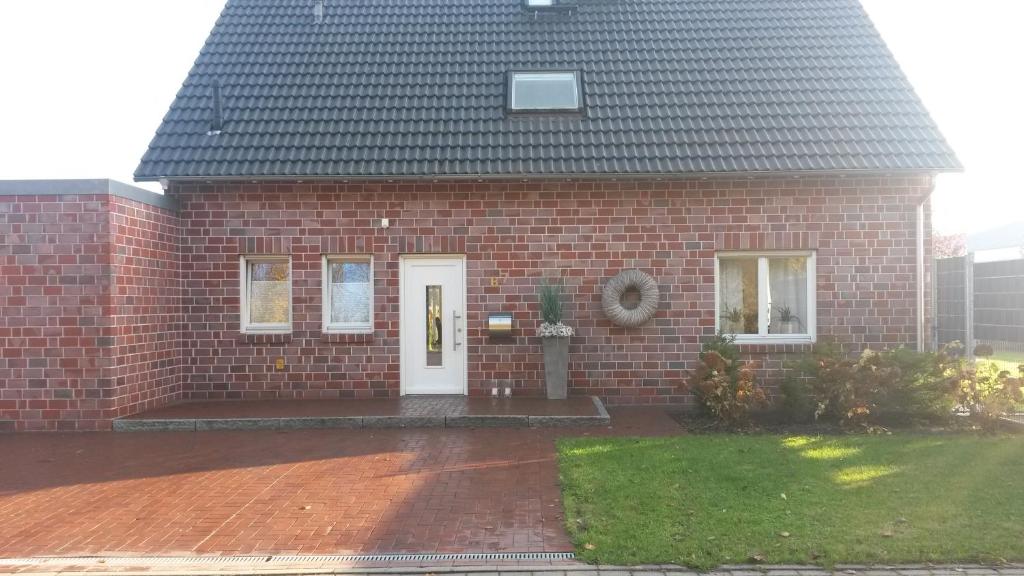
[538,322,575,338]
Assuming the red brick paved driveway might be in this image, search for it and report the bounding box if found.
[0,409,677,558]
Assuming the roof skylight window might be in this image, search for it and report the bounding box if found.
[522,0,578,11]
[508,71,583,113]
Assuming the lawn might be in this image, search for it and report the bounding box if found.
[983,351,1024,374]
[558,435,1024,569]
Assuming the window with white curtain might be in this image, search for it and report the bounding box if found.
[715,252,816,343]
[240,256,292,333]
[322,256,373,333]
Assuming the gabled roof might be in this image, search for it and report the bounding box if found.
[135,0,961,181]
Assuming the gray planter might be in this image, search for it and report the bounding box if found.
[774,320,800,334]
[542,336,570,399]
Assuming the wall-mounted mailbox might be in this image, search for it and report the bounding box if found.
[487,312,514,337]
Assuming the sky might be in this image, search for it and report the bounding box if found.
[0,0,1021,235]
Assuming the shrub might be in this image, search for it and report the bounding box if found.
[688,333,767,426]
[783,340,872,427]
[973,343,995,357]
[782,340,1024,430]
[863,347,958,425]
[779,377,815,424]
[951,359,1024,430]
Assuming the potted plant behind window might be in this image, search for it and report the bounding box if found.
[538,281,574,399]
[720,307,745,335]
[773,305,802,334]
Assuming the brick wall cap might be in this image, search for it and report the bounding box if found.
[0,179,176,211]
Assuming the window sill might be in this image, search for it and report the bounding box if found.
[732,336,814,346]
[323,325,373,335]
[238,332,292,345]
[320,332,375,344]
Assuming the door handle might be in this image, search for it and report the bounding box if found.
[453,311,462,351]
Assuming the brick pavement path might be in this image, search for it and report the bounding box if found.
[0,408,678,558]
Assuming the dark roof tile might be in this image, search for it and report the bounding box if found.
[136,0,960,180]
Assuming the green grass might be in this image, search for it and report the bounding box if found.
[558,435,1024,569]
[982,351,1024,374]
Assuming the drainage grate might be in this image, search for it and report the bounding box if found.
[2,552,576,566]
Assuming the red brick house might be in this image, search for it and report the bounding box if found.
[0,0,959,431]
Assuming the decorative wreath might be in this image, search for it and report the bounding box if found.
[601,269,661,328]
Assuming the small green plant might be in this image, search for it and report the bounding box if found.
[538,281,564,325]
[687,332,767,427]
[700,331,742,365]
[772,305,803,334]
[774,305,800,323]
[720,307,743,323]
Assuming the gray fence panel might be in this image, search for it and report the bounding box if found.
[935,256,969,347]
[973,258,1024,346]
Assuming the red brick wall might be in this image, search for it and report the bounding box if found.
[0,176,934,430]
[172,176,934,406]
[108,196,183,419]
[0,193,180,431]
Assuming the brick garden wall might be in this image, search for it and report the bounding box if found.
[0,191,181,431]
[0,194,115,431]
[108,196,184,419]
[172,176,934,406]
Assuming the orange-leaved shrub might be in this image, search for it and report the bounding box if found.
[687,333,767,427]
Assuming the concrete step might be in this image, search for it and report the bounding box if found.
[113,397,610,432]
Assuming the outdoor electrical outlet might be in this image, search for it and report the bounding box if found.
[491,387,499,397]
[275,357,285,371]
[504,387,512,397]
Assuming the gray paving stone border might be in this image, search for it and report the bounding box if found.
[112,419,196,432]
[111,397,611,432]
[447,415,531,428]
[277,417,364,430]
[528,415,608,427]
[363,416,446,429]
[195,419,278,431]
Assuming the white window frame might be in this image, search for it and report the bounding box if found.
[322,255,374,334]
[714,251,817,345]
[508,71,583,113]
[240,255,292,334]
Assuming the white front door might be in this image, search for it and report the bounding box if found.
[401,256,466,395]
